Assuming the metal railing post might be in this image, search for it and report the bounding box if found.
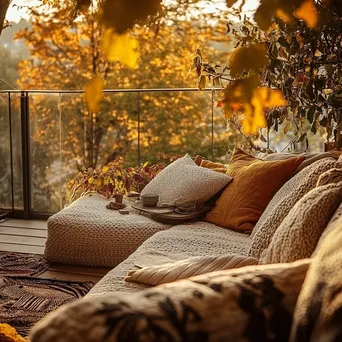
[211,89,214,160]
[8,92,14,213]
[20,91,31,219]
[137,91,141,166]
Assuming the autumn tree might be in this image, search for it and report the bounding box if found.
[15,4,230,211]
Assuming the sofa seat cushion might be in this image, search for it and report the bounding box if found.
[44,195,170,267]
[249,157,340,259]
[30,260,310,342]
[87,221,252,296]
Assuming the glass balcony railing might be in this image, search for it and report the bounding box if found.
[0,88,227,218]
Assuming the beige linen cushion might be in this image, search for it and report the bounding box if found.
[30,260,310,342]
[249,157,339,259]
[141,154,232,205]
[125,254,259,286]
[260,182,342,264]
[290,208,342,342]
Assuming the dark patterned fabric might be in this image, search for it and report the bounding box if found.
[30,260,310,342]
[290,206,342,342]
[0,276,93,337]
[0,251,49,276]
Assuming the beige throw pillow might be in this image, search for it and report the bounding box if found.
[260,182,342,264]
[126,254,259,286]
[249,158,339,259]
[141,154,232,205]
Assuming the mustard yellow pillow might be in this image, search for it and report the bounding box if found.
[205,148,304,231]
[200,159,227,174]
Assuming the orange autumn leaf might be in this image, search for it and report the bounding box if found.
[84,76,103,113]
[276,9,292,23]
[295,0,318,28]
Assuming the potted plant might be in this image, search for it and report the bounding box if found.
[67,153,181,204]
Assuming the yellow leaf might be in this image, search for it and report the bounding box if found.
[241,88,287,135]
[102,166,109,173]
[295,0,318,28]
[102,29,139,69]
[84,76,103,113]
[88,177,94,184]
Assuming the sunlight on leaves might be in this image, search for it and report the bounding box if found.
[223,80,287,135]
[102,29,139,69]
[84,76,103,113]
[242,88,287,134]
[295,0,318,28]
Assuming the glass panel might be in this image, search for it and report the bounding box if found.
[29,93,61,213]
[0,93,12,212]
[11,93,23,210]
[139,90,228,163]
[96,91,139,168]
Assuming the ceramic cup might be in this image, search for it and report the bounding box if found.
[140,193,159,207]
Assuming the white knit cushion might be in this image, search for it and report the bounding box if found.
[141,154,232,205]
[249,158,339,259]
[260,182,342,264]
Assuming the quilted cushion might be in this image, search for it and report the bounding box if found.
[30,260,310,342]
[141,154,232,205]
[290,206,342,342]
[249,157,339,259]
[260,182,342,264]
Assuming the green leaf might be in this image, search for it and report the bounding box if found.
[307,106,315,123]
[296,132,307,143]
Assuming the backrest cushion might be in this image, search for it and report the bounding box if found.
[205,148,304,231]
[259,182,342,264]
[141,154,232,205]
[316,168,342,187]
[290,206,342,342]
[249,157,339,259]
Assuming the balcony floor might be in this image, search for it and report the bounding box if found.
[0,219,110,284]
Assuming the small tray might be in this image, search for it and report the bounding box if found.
[131,201,174,214]
[132,201,211,224]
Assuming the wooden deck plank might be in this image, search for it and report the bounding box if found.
[0,234,46,246]
[48,264,111,277]
[0,242,45,254]
[0,219,108,284]
[38,270,102,284]
[0,226,47,238]
[0,219,47,229]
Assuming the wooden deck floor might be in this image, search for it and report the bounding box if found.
[0,219,111,284]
